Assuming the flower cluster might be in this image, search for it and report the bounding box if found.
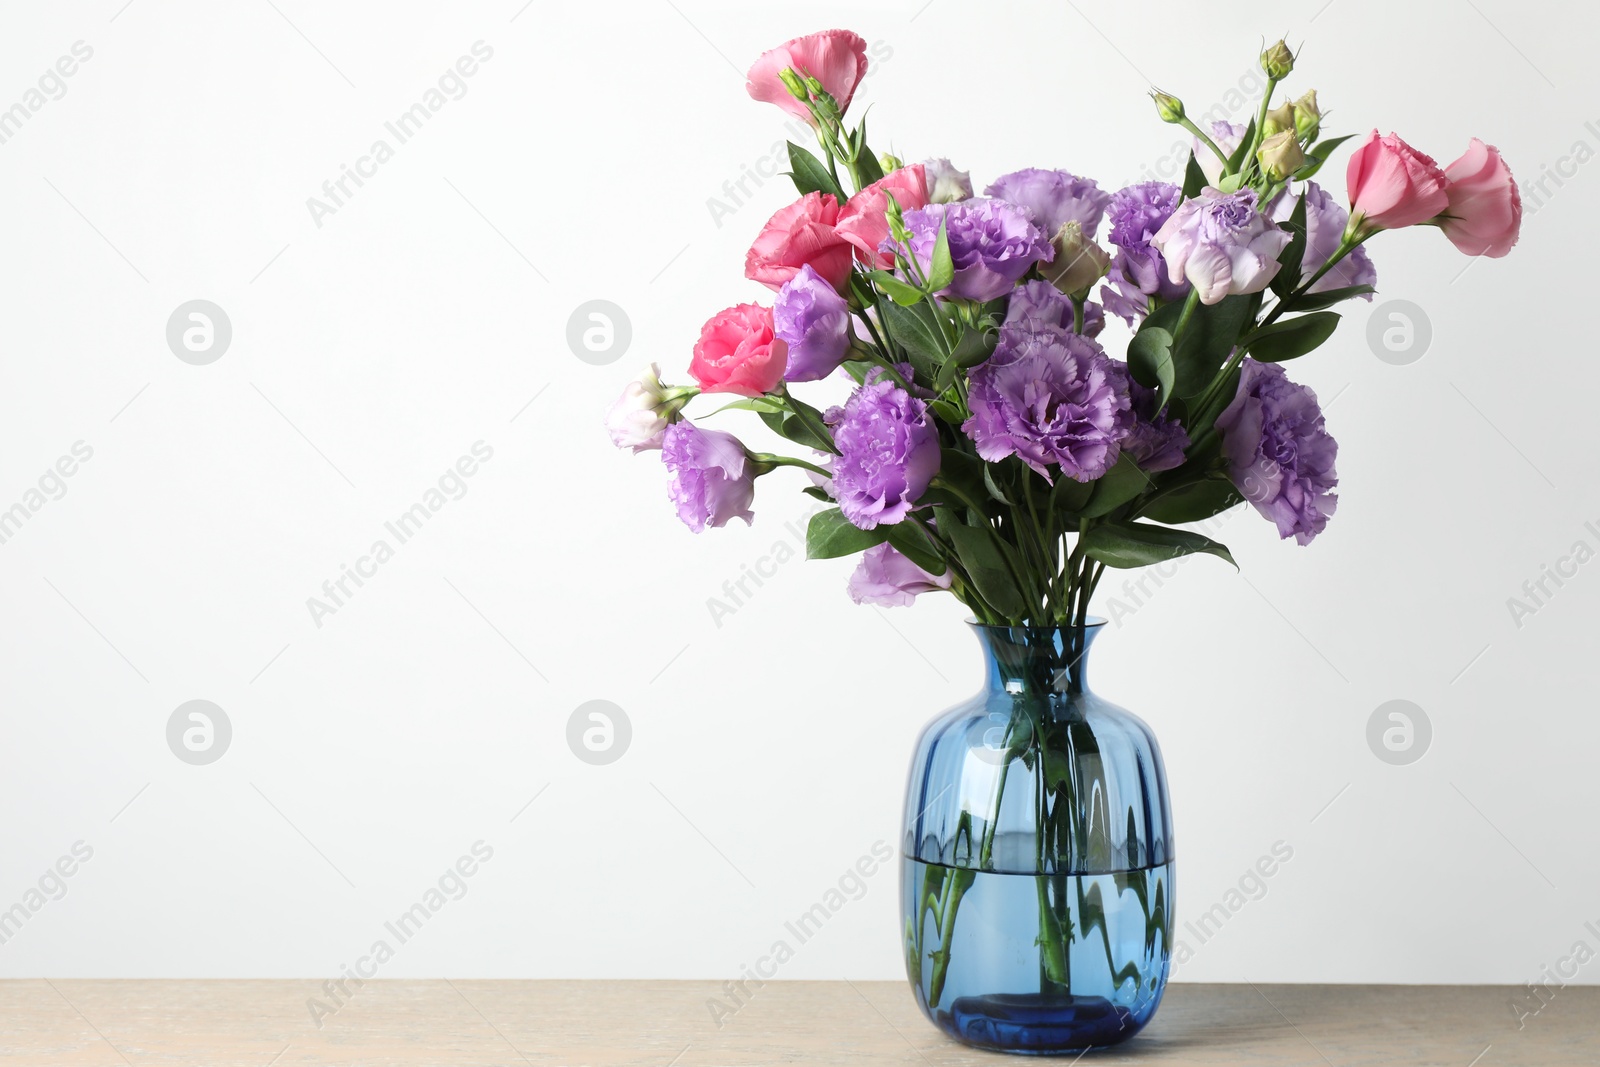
[606,30,1521,624]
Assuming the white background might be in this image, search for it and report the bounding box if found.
[2,0,1597,995]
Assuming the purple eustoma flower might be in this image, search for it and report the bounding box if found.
[825,374,940,529]
[1122,381,1190,473]
[963,324,1133,483]
[1153,187,1292,305]
[774,264,853,382]
[847,542,952,606]
[661,421,755,532]
[1004,279,1105,338]
[1100,181,1191,326]
[1268,181,1378,298]
[1215,359,1338,545]
[886,200,1053,303]
[985,169,1112,238]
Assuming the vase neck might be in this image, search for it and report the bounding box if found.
[971,622,1103,698]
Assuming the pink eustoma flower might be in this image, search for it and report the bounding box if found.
[1440,138,1522,258]
[689,303,787,398]
[835,165,929,268]
[745,30,869,123]
[1345,130,1449,231]
[745,191,855,292]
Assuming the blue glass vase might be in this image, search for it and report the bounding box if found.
[901,621,1174,1054]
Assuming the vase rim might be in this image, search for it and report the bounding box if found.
[964,617,1107,632]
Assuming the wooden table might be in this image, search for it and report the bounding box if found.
[2,980,1591,1065]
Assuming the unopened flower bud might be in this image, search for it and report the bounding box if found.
[1042,221,1111,298]
[1256,130,1306,182]
[1261,40,1295,80]
[1262,102,1296,138]
[879,151,904,173]
[1151,90,1185,124]
[1293,90,1320,140]
[777,67,808,101]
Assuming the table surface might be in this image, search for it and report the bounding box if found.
[2,980,1591,1065]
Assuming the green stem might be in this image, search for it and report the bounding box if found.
[749,453,830,478]
[1239,75,1280,184]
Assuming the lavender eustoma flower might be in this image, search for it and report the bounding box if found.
[985,169,1112,237]
[826,374,940,529]
[773,264,853,382]
[1268,181,1377,298]
[1100,181,1191,325]
[1005,279,1105,337]
[661,420,756,532]
[1153,187,1292,305]
[888,200,1053,302]
[1122,381,1190,472]
[1215,359,1338,545]
[847,542,952,606]
[963,323,1133,483]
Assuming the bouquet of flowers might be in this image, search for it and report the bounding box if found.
[609,30,1521,1052]
[608,30,1520,636]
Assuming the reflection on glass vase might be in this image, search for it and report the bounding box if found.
[901,621,1174,1054]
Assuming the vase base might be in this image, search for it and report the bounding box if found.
[934,993,1150,1054]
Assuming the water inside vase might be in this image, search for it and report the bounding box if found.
[902,855,1173,1054]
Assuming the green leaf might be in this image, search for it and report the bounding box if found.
[1285,284,1375,313]
[1271,192,1309,297]
[786,142,843,200]
[927,216,955,293]
[981,463,1014,506]
[1081,521,1237,570]
[1293,136,1356,182]
[800,485,833,502]
[1245,311,1341,363]
[758,409,831,452]
[869,269,927,307]
[1182,153,1208,198]
[1158,294,1257,398]
[1127,325,1174,407]
[783,392,837,451]
[885,520,946,575]
[707,396,786,416]
[806,508,887,560]
[881,300,949,379]
[936,510,1027,618]
[1050,472,1094,517]
[1139,479,1242,525]
[929,398,966,425]
[1226,117,1256,174]
[1080,454,1154,519]
[853,119,885,185]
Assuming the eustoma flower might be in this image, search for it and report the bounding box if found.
[774,264,852,382]
[985,169,1112,238]
[661,421,757,532]
[1193,121,1247,185]
[1005,279,1105,338]
[826,373,940,529]
[605,363,671,452]
[1439,139,1521,258]
[1345,130,1449,232]
[745,30,869,123]
[1268,182,1377,296]
[847,543,952,606]
[1215,359,1338,545]
[1101,181,1190,325]
[889,200,1053,302]
[921,158,972,203]
[1152,187,1291,304]
[689,303,787,397]
[963,324,1133,483]
[1122,382,1190,473]
[745,191,854,291]
[835,165,929,268]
